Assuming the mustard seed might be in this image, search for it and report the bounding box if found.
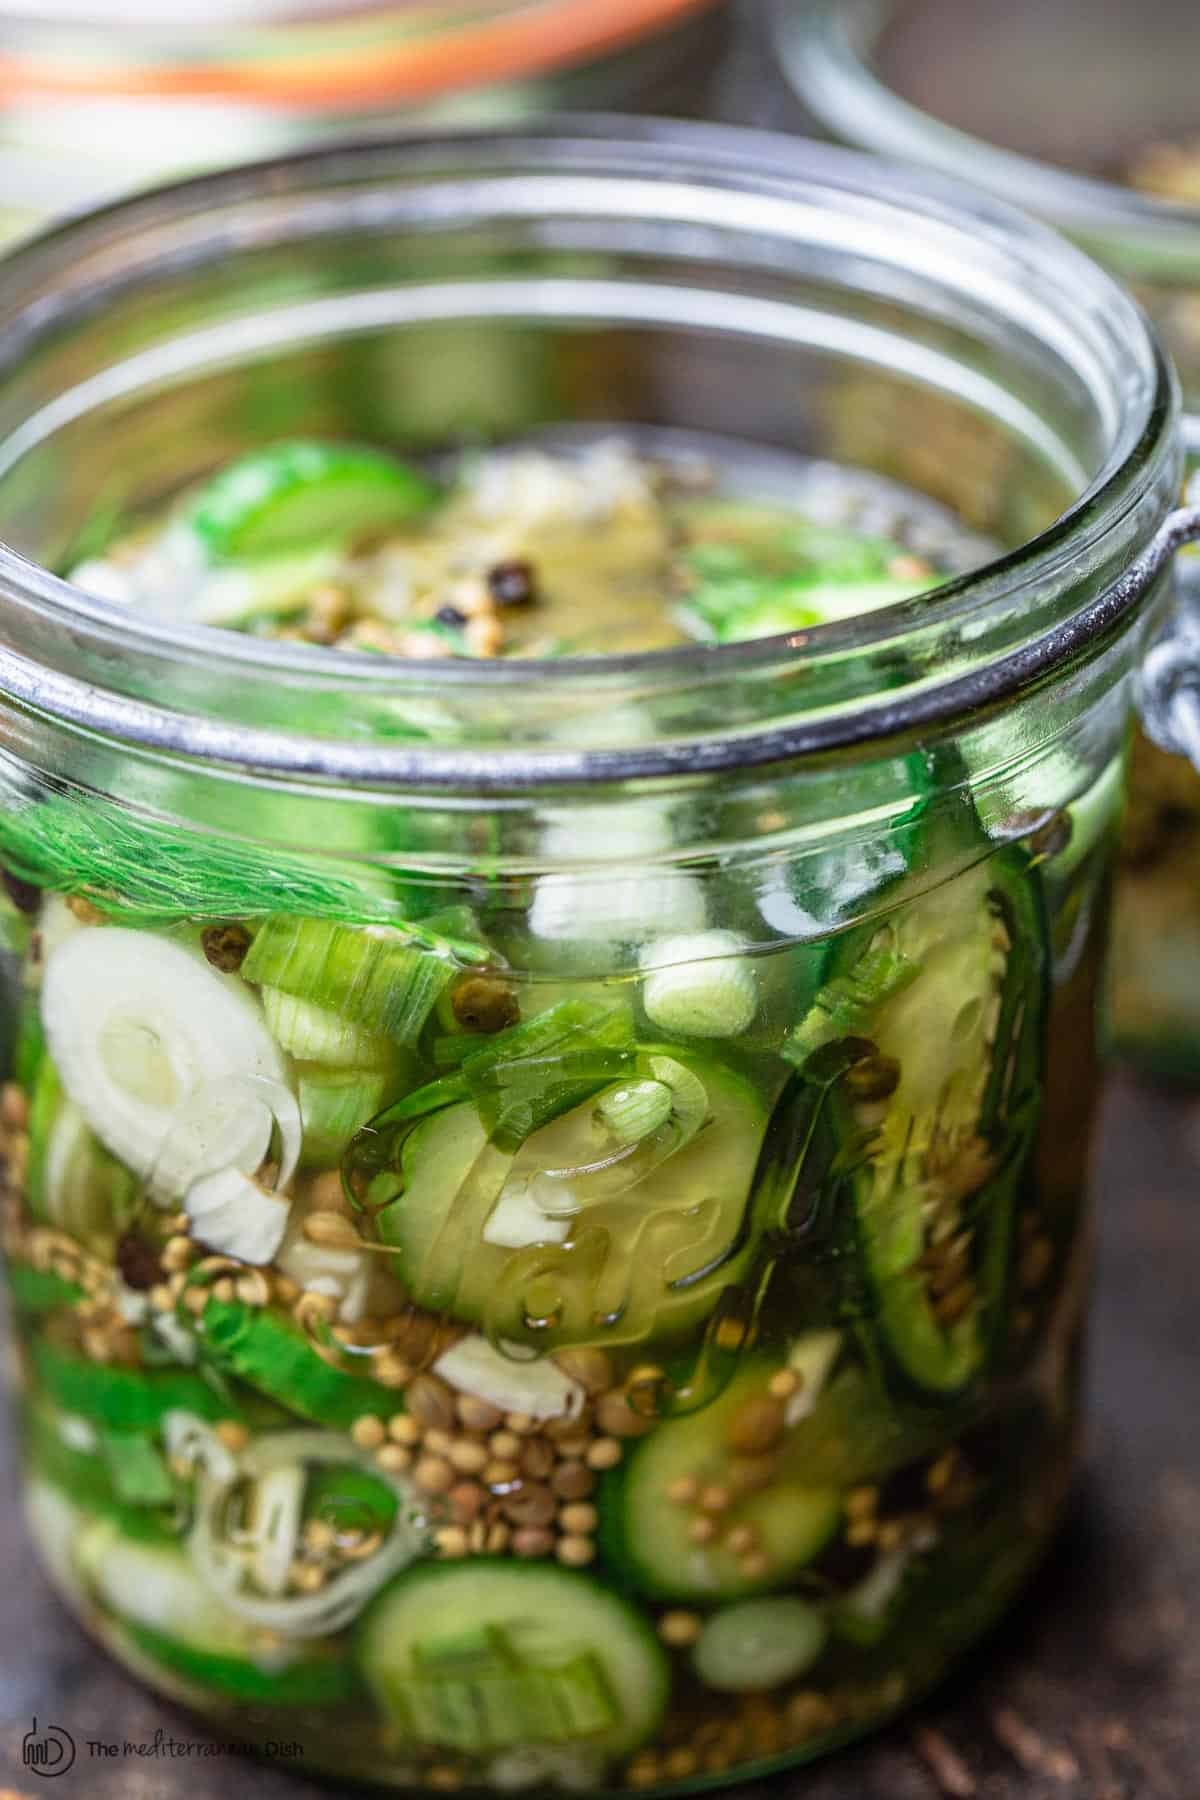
[414,1455,454,1495]
[448,1439,489,1476]
[585,1437,623,1472]
[551,1461,595,1501]
[457,1394,504,1433]
[658,1611,702,1648]
[512,1527,555,1559]
[556,1534,596,1568]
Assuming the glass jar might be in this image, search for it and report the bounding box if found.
[771,0,1200,1081]
[0,0,728,241]
[1,121,1198,1793]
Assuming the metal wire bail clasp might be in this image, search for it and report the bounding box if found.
[1138,422,1200,770]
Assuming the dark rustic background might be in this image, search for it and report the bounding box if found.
[2,10,1199,1798]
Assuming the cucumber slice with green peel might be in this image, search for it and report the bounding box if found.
[809,843,1048,1401]
[776,1364,948,1488]
[692,1596,828,1691]
[40,927,292,1196]
[242,916,454,1049]
[298,1064,394,1167]
[30,1336,233,1432]
[359,1561,669,1759]
[23,1398,182,1540]
[375,1049,767,1349]
[261,987,398,1070]
[77,1519,260,1655]
[196,1299,395,1428]
[6,1261,84,1315]
[26,1056,139,1240]
[24,1478,92,1610]
[119,1619,360,1707]
[184,441,441,562]
[101,1430,177,1508]
[685,575,931,644]
[602,1364,842,1604]
[675,507,932,644]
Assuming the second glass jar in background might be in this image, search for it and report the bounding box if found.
[0,0,729,243]
[772,0,1200,1081]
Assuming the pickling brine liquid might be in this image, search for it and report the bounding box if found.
[0,441,1116,1790]
[0,802,1110,1791]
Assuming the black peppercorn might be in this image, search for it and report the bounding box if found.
[435,605,468,628]
[486,560,538,608]
[115,1233,164,1292]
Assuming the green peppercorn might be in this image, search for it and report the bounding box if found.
[201,923,252,973]
[450,974,519,1034]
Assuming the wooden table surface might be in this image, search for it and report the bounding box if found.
[2,1071,1197,1800]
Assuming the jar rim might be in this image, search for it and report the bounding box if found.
[0,117,1177,788]
[771,0,1200,261]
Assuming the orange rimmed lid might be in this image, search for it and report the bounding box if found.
[0,0,721,110]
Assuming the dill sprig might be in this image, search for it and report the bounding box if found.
[0,795,489,965]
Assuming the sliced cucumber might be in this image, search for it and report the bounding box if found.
[776,1364,946,1488]
[77,1519,258,1654]
[298,1064,393,1167]
[376,1049,767,1349]
[675,508,929,644]
[805,843,1048,1400]
[31,1336,231,1432]
[184,441,440,562]
[197,1298,394,1428]
[692,1596,828,1691]
[25,1477,91,1610]
[7,1262,84,1315]
[685,575,929,644]
[359,1561,669,1759]
[40,927,291,1196]
[242,916,453,1049]
[119,1620,358,1707]
[26,1055,139,1240]
[24,1397,180,1540]
[77,1518,356,1704]
[604,1364,841,1604]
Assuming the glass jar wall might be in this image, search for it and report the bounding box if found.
[772,0,1200,1081]
[0,125,1189,1791]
